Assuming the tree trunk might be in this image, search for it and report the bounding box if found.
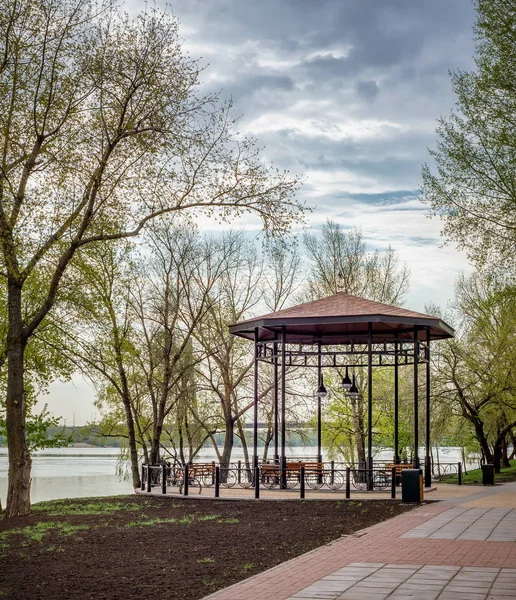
[150,424,162,465]
[509,431,516,460]
[5,281,32,517]
[121,399,141,488]
[351,395,366,467]
[113,323,141,488]
[237,419,251,471]
[501,435,511,469]
[493,442,502,473]
[220,417,234,470]
[468,414,493,464]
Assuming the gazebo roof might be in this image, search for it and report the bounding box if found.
[229,292,454,344]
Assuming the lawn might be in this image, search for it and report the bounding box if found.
[0,495,414,600]
[441,462,516,485]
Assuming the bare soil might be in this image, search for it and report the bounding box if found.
[0,495,414,600]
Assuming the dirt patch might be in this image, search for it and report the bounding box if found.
[0,495,415,600]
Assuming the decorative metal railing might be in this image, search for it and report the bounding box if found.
[141,462,402,498]
[432,462,463,482]
[141,458,464,499]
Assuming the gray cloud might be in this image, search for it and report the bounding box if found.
[155,0,477,303]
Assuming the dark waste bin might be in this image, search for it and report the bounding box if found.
[482,464,495,485]
[401,469,424,503]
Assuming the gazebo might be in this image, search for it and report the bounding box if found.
[229,292,454,489]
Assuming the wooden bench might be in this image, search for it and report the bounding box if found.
[385,463,414,476]
[286,461,323,474]
[261,461,324,474]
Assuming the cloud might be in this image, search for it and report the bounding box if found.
[46,0,477,423]
[164,0,477,306]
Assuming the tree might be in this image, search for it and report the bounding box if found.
[57,242,145,488]
[303,221,409,304]
[193,232,264,470]
[304,219,410,464]
[431,272,516,472]
[130,223,231,467]
[422,0,516,270]
[0,0,302,516]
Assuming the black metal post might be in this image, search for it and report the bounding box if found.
[141,464,145,491]
[215,466,220,497]
[413,326,419,469]
[317,340,322,463]
[161,463,167,494]
[458,462,462,486]
[367,323,373,490]
[281,326,287,489]
[184,464,189,497]
[391,467,396,499]
[424,327,431,487]
[254,466,260,499]
[253,328,259,476]
[300,466,305,499]
[274,341,279,462]
[146,464,151,493]
[394,335,399,464]
[346,467,351,499]
[238,459,242,484]
[331,460,335,486]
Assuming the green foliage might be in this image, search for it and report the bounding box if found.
[0,404,69,451]
[431,272,516,469]
[422,0,516,270]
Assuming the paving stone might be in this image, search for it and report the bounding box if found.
[338,593,389,600]
[438,593,488,600]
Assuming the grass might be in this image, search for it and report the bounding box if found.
[0,521,89,546]
[32,498,148,516]
[125,517,178,528]
[441,462,516,485]
[123,512,240,529]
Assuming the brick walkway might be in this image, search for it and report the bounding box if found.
[287,564,516,600]
[401,507,516,541]
[203,482,516,600]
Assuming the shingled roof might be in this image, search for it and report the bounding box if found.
[229,292,454,344]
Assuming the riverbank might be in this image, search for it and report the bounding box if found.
[0,495,413,600]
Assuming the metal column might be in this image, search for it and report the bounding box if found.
[317,340,322,463]
[253,328,259,474]
[413,326,419,469]
[394,334,399,464]
[280,326,287,489]
[425,327,431,487]
[273,340,279,463]
[367,323,373,489]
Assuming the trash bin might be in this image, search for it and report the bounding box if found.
[401,469,424,503]
[482,464,495,485]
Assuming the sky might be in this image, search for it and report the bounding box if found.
[38,0,478,425]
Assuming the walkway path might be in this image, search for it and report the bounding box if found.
[203,482,516,600]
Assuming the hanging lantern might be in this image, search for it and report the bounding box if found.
[348,374,359,399]
[341,365,352,391]
[317,374,328,398]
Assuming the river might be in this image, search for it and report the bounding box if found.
[0,446,475,505]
